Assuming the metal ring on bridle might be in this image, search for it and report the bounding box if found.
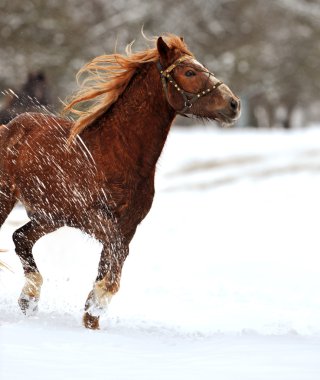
[185,100,192,109]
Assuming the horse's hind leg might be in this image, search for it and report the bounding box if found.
[13,218,59,315]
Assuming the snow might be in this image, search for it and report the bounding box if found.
[1,125,320,379]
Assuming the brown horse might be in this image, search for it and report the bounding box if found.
[0,34,240,329]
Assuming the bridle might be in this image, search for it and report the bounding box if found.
[157,55,223,116]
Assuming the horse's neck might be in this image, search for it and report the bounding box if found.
[83,63,175,178]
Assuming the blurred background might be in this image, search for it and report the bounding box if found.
[0,0,319,128]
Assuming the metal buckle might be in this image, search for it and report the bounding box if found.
[184,100,192,108]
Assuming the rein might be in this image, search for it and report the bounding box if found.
[157,56,223,116]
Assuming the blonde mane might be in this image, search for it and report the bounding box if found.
[64,34,192,140]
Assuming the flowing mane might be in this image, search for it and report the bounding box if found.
[64,34,193,139]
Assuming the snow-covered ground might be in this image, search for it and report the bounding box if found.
[1,125,320,379]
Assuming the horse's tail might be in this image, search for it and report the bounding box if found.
[0,249,11,271]
[0,260,8,270]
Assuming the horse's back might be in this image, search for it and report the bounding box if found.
[1,112,70,173]
[8,111,70,133]
[1,112,70,149]
[1,113,76,215]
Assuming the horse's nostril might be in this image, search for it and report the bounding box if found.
[230,98,239,111]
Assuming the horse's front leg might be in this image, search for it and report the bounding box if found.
[83,227,129,330]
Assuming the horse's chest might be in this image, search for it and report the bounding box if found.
[114,178,155,227]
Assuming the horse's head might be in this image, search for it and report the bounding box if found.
[157,37,240,124]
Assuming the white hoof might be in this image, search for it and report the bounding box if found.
[18,294,39,316]
[18,272,43,315]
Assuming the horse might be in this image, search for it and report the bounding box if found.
[0,70,51,124]
[0,34,240,329]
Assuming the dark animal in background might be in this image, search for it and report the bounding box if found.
[0,71,51,124]
[0,34,240,329]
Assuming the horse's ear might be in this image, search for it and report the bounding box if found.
[157,37,171,61]
[180,36,184,42]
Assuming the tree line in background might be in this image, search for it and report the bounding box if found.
[0,0,319,128]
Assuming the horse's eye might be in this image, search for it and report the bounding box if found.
[185,70,196,77]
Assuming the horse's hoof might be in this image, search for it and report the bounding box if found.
[18,294,39,316]
[83,312,100,330]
